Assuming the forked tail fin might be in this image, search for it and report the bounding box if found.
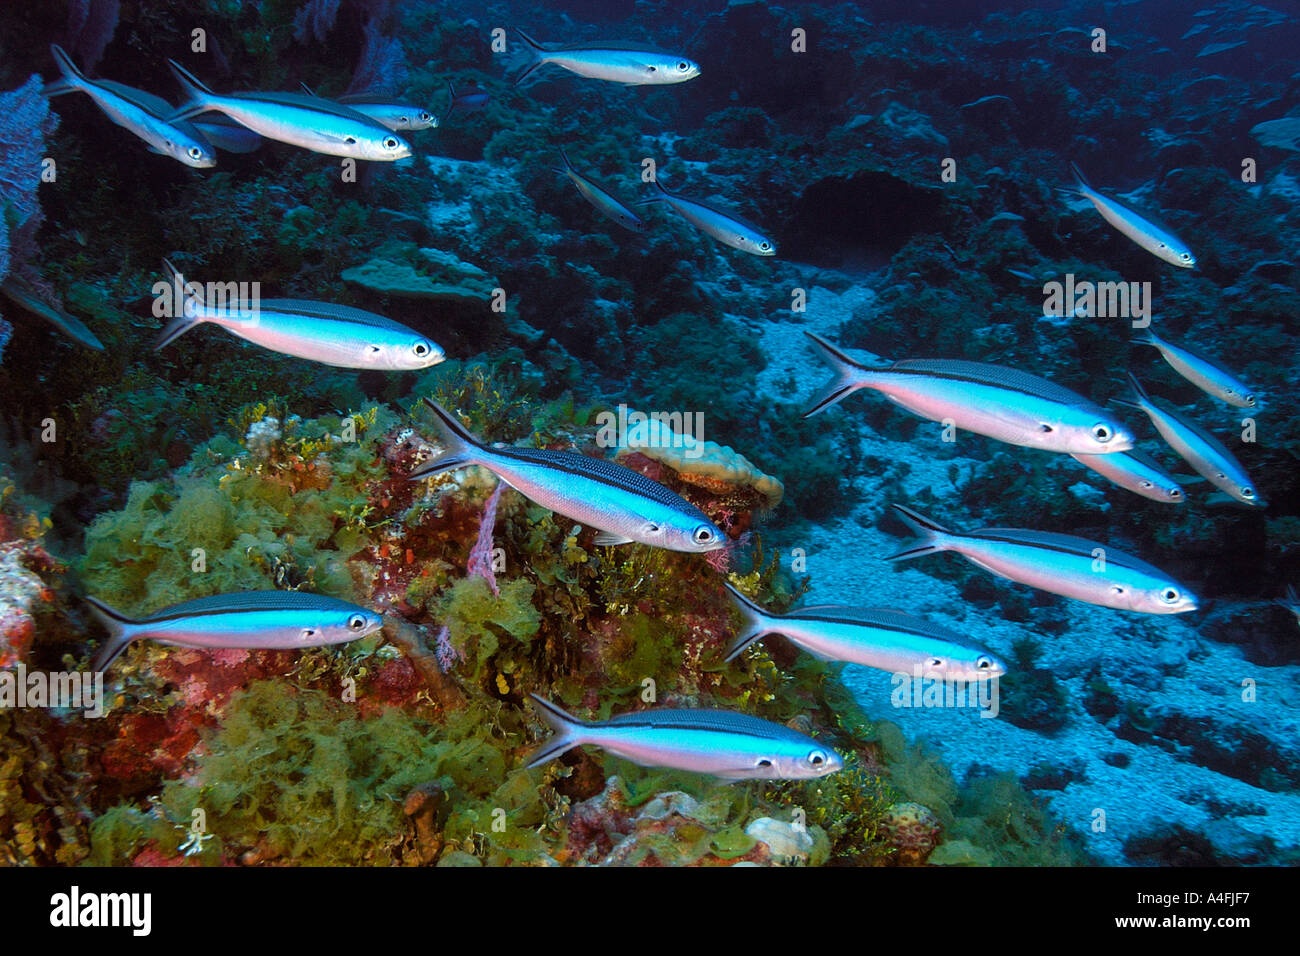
[802,332,871,418]
[154,258,207,349]
[525,694,588,768]
[85,596,141,672]
[409,400,484,480]
[720,580,775,663]
[885,504,955,562]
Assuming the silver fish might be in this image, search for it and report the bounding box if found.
[166,60,411,161]
[0,278,104,350]
[1068,163,1196,268]
[721,581,1007,679]
[410,400,726,553]
[1134,328,1256,408]
[1071,448,1186,504]
[560,150,646,232]
[300,83,437,131]
[888,504,1198,615]
[526,694,842,781]
[45,45,216,168]
[512,29,701,86]
[803,332,1135,454]
[644,178,776,256]
[1119,372,1263,507]
[86,591,384,672]
[154,260,444,370]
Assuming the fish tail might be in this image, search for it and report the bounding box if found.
[802,332,871,417]
[886,504,954,561]
[166,59,216,121]
[443,80,456,122]
[299,81,317,96]
[1131,327,1156,347]
[46,44,86,97]
[720,581,772,663]
[1125,370,1152,405]
[410,400,484,479]
[84,596,140,673]
[525,694,587,769]
[511,29,547,87]
[1069,161,1092,193]
[154,258,206,349]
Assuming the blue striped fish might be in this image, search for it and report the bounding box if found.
[86,591,384,672]
[642,177,776,256]
[888,504,1197,614]
[526,695,842,780]
[803,332,1134,454]
[560,150,646,232]
[45,45,216,168]
[512,30,700,86]
[410,401,726,553]
[1071,448,1186,504]
[1119,373,1263,507]
[155,260,444,370]
[1134,328,1256,408]
[721,581,1007,679]
[166,60,411,161]
[1068,163,1196,268]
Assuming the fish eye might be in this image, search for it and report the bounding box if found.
[420,112,432,122]
[348,614,368,631]
[1245,395,1256,406]
[1160,588,1180,604]
[808,751,826,766]
[759,241,771,251]
[677,61,690,71]
[1092,423,1113,442]
[976,656,993,670]
[1242,488,1255,499]
[1168,489,1182,499]
[188,146,203,159]
[693,526,716,544]
[384,137,400,149]
[1180,253,1191,261]
[413,341,429,356]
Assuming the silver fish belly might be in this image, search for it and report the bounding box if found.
[410,400,726,553]
[86,591,384,672]
[513,30,700,86]
[803,333,1134,454]
[650,179,775,255]
[722,582,1007,679]
[527,695,842,780]
[888,504,1197,614]
[561,151,646,231]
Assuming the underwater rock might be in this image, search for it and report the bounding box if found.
[341,258,491,304]
[878,102,949,148]
[877,801,942,866]
[744,816,830,866]
[612,414,785,511]
[1250,117,1300,152]
[0,540,59,669]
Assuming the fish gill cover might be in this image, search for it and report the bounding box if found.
[0,0,1296,875]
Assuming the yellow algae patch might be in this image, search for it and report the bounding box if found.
[608,412,784,510]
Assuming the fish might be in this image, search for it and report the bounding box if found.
[887,504,1198,615]
[85,591,384,672]
[190,114,265,153]
[1070,448,1186,504]
[154,259,444,370]
[409,400,726,553]
[559,150,646,232]
[165,60,411,161]
[1133,328,1257,408]
[444,80,491,119]
[641,178,776,256]
[44,45,217,168]
[802,332,1135,455]
[1117,372,1264,507]
[511,29,701,86]
[299,83,437,131]
[526,694,842,781]
[0,279,104,350]
[720,581,1007,679]
[1067,163,1196,268]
